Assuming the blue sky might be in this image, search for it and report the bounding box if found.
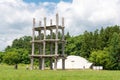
[23,0,72,4]
[0,0,120,51]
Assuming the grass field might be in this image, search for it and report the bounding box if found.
[0,64,120,80]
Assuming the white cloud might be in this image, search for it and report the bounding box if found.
[0,0,120,51]
[57,0,120,34]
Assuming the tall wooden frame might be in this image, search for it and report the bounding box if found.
[30,14,66,70]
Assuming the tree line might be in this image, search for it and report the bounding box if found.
[66,25,120,70]
[0,25,120,70]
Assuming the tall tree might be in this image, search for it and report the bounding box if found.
[108,32,120,69]
[80,31,92,58]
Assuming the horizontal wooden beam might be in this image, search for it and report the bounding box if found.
[34,25,64,31]
[30,39,66,43]
[30,54,66,58]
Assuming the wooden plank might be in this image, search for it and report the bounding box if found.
[34,25,64,31]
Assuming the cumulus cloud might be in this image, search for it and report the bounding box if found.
[67,0,120,34]
[0,0,120,51]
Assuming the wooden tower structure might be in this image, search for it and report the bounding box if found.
[30,13,66,70]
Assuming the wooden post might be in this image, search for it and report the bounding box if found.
[50,19,53,70]
[38,21,42,70]
[39,58,42,70]
[54,58,57,70]
[62,17,65,70]
[31,18,35,70]
[38,30,42,70]
[32,18,35,55]
[38,21,42,53]
[54,13,59,70]
[41,17,46,70]
[44,17,46,40]
[55,13,58,55]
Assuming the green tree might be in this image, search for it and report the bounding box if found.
[3,50,20,65]
[17,49,30,64]
[108,32,120,69]
[9,36,32,52]
[92,29,103,50]
[5,36,32,64]
[89,49,111,69]
[80,31,93,58]
[65,32,71,39]
[5,48,30,64]
[65,35,82,55]
[65,37,76,55]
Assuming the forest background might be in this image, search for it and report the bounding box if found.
[0,25,120,70]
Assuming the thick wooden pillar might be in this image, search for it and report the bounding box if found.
[39,58,42,70]
[62,17,65,70]
[30,57,34,70]
[54,58,57,70]
[55,13,58,55]
[32,18,35,55]
[54,13,59,70]
[50,19,53,70]
[41,17,46,70]
[31,18,35,70]
[38,21,42,70]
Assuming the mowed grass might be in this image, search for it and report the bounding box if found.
[0,64,120,80]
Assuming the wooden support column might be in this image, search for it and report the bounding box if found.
[39,58,42,70]
[32,18,35,55]
[55,13,58,55]
[54,13,59,70]
[62,17,65,70]
[41,17,46,70]
[50,19,53,70]
[30,57,34,70]
[38,21,42,70]
[31,18,35,70]
[54,57,58,70]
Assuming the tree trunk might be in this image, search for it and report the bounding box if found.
[14,64,18,69]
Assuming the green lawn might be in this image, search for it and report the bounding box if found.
[0,64,120,80]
